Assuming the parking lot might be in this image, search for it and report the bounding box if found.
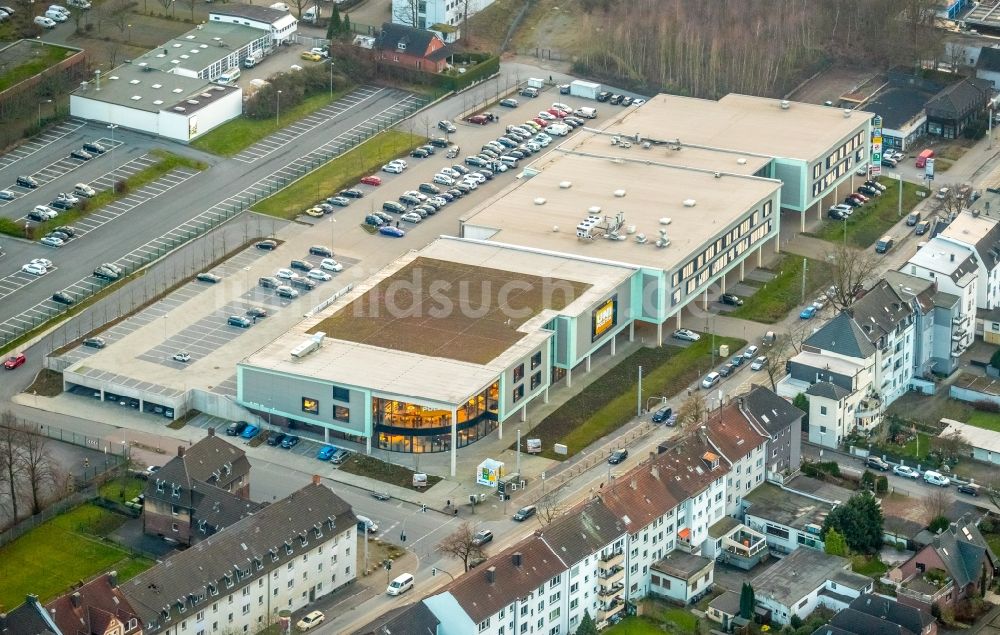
[0,136,124,208]
[0,118,87,173]
[233,85,386,164]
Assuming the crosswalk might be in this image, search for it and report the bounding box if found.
[0,119,87,174]
[233,86,385,164]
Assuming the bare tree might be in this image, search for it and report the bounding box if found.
[536,491,564,526]
[675,391,707,428]
[290,0,309,20]
[0,411,23,522]
[392,0,419,27]
[823,244,881,312]
[922,487,950,524]
[97,0,131,34]
[437,522,485,572]
[761,335,793,392]
[932,429,970,463]
[938,182,972,219]
[20,424,55,515]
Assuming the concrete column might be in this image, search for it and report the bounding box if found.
[800,211,805,233]
[657,322,663,346]
[566,368,572,388]
[138,398,144,413]
[450,408,457,477]
[758,246,763,267]
[721,276,727,293]
[629,322,635,342]
[703,289,709,311]
[816,200,822,222]
[324,428,329,443]
[611,336,616,356]
[543,387,549,404]
[586,355,592,373]
[498,415,503,440]
[520,405,527,422]
[365,434,371,455]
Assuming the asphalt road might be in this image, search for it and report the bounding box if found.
[0,87,414,328]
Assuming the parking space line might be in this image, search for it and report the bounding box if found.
[0,119,87,174]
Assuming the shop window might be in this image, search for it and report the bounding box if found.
[302,397,319,415]
[530,372,541,390]
[513,364,524,383]
[513,384,525,403]
[332,386,350,402]
[531,351,542,370]
[334,406,350,422]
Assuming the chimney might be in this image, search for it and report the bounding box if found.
[208,427,215,437]
[177,446,185,458]
[70,592,81,608]
[512,552,522,567]
[629,478,637,490]
[951,253,955,262]
[698,425,708,444]
[650,465,659,480]
[108,570,118,588]
[485,566,496,584]
[312,475,321,485]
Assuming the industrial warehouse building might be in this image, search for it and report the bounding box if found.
[69,10,293,141]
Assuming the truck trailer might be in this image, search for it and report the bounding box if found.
[570,80,602,100]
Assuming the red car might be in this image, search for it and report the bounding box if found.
[4,353,26,370]
[466,114,488,125]
[547,108,568,118]
[360,175,382,186]
[532,118,548,128]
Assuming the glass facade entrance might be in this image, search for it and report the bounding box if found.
[374,382,499,453]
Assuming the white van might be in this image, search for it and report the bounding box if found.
[269,2,289,10]
[216,68,240,86]
[73,183,96,197]
[356,515,378,533]
[575,106,597,119]
[302,5,318,21]
[499,155,519,168]
[243,51,263,68]
[923,470,950,487]
[386,573,414,596]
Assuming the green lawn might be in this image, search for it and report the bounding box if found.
[985,533,1000,557]
[527,335,745,460]
[0,43,75,92]
[966,410,1000,432]
[253,130,425,219]
[338,454,444,489]
[852,554,888,577]
[191,87,353,156]
[662,608,699,633]
[0,149,208,240]
[99,476,146,503]
[900,432,933,460]
[811,179,925,248]
[603,617,666,635]
[728,255,832,323]
[0,504,153,610]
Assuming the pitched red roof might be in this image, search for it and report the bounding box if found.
[704,402,769,462]
[45,573,139,635]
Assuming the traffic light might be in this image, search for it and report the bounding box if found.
[498,480,506,495]
[384,559,392,571]
[431,567,437,577]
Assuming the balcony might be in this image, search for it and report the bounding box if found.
[719,525,768,571]
[598,582,624,600]
[897,570,953,606]
[598,549,624,569]
[597,563,624,582]
[597,599,625,625]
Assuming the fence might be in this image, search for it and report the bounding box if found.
[515,47,569,62]
[0,93,429,350]
[0,487,95,547]
[33,421,130,457]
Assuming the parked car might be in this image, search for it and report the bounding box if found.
[866,456,890,471]
[83,337,106,349]
[958,483,981,496]
[227,315,252,328]
[701,371,721,389]
[360,175,382,186]
[923,470,950,487]
[608,449,628,465]
[673,328,700,342]
[720,293,743,306]
[651,406,673,424]
[266,431,287,446]
[255,239,278,250]
[467,114,489,125]
[520,87,539,98]
[225,421,248,436]
[281,435,300,449]
[437,120,457,133]
[915,220,931,236]
[379,226,406,237]
[743,345,759,359]
[500,98,519,108]
[296,611,325,632]
[16,175,39,188]
[70,149,93,161]
[340,188,364,198]
[82,141,106,154]
[316,445,337,461]
[3,353,26,369]
[34,15,56,27]
[800,305,817,319]
[750,356,768,371]
[472,529,494,546]
[893,465,919,479]
[320,258,343,272]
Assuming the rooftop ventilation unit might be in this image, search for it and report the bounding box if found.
[533,197,546,205]
[559,181,572,189]
[780,100,790,109]
[737,158,747,165]
[659,217,672,225]
[635,233,648,244]
[843,108,852,117]
[576,212,626,240]
[613,189,626,197]
[655,228,670,248]
[588,206,601,214]
[291,332,326,358]
[683,199,696,207]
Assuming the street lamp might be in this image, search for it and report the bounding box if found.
[276,90,282,126]
[37,98,52,125]
[127,23,132,43]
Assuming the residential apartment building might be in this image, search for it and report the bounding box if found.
[143,430,258,545]
[123,480,356,635]
[936,212,1000,311]
[779,281,916,448]
[739,386,804,478]
[391,0,494,30]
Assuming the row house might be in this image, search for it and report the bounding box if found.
[415,388,798,634]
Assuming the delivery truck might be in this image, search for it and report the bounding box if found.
[916,148,934,168]
[570,80,601,100]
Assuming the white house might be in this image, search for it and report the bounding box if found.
[751,548,873,626]
[937,211,1000,311]
[121,480,356,634]
[209,4,298,46]
[905,237,978,361]
[391,0,493,31]
[649,553,715,605]
[741,483,832,554]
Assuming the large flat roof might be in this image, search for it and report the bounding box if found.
[744,482,833,531]
[135,22,262,73]
[461,151,780,272]
[243,239,633,404]
[610,93,870,161]
[74,65,233,112]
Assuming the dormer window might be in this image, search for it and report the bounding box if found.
[270,548,279,562]
[299,533,308,547]
[156,479,164,493]
[224,573,234,589]
[285,541,293,555]
[171,484,181,498]
[254,556,263,570]
[397,42,407,51]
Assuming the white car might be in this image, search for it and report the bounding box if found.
[534,136,551,147]
[429,196,449,207]
[48,4,69,13]
[44,9,67,21]
[465,173,486,184]
[296,610,325,631]
[460,179,479,190]
[743,345,759,360]
[633,98,646,106]
[34,15,56,27]
[0,189,14,200]
[433,174,455,186]
[404,190,427,201]
[320,258,343,272]
[923,470,950,487]
[34,205,58,219]
[21,263,47,276]
[701,371,721,389]
[275,268,297,280]
[40,236,64,247]
[56,192,79,204]
[31,258,53,269]
[381,163,403,174]
[537,111,556,121]
[750,356,768,371]
[306,268,331,281]
[551,102,571,112]
[440,167,461,178]
[893,465,919,479]
[388,159,408,169]
[172,352,191,362]
[400,212,422,223]
[672,328,700,342]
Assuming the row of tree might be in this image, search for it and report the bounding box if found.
[571,0,944,99]
[0,411,64,529]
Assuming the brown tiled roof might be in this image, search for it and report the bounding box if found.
[704,403,768,463]
[537,498,626,566]
[45,573,139,635]
[599,463,683,533]
[447,535,566,624]
[656,434,729,499]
